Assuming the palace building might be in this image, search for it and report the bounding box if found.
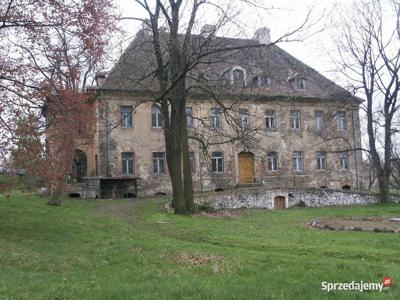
[69,27,363,198]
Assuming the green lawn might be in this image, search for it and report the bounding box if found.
[0,193,399,299]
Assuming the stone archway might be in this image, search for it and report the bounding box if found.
[71,150,87,183]
[238,152,254,184]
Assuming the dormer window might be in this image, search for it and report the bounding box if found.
[258,74,270,87]
[292,77,306,90]
[231,67,246,88]
[252,74,270,88]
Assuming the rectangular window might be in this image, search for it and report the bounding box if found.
[340,153,349,170]
[120,106,133,128]
[210,108,221,129]
[232,69,245,88]
[293,151,303,172]
[186,107,193,128]
[266,110,276,129]
[189,152,195,173]
[291,111,301,130]
[267,152,278,171]
[315,111,324,130]
[211,152,223,173]
[293,77,305,90]
[152,106,163,128]
[316,151,326,170]
[338,111,346,130]
[121,152,134,174]
[239,108,250,129]
[153,152,165,174]
[258,75,270,88]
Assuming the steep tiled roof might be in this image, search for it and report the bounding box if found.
[102,30,357,102]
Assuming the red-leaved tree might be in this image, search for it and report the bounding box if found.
[0,0,116,204]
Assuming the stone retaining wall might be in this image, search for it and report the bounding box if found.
[195,187,400,210]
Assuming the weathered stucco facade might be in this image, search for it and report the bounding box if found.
[73,92,363,197]
[69,28,364,198]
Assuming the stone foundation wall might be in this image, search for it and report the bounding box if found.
[195,187,400,210]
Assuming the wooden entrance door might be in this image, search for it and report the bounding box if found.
[238,152,254,184]
[274,196,286,209]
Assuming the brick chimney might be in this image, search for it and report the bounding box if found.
[254,27,271,45]
[95,71,107,87]
[201,24,216,37]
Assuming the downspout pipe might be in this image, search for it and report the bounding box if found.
[105,94,110,178]
[351,106,360,190]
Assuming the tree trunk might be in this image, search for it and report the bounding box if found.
[165,108,186,214]
[377,172,390,203]
[47,187,62,206]
[182,113,195,213]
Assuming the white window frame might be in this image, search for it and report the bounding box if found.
[267,152,278,171]
[121,152,134,175]
[293,77,306,90]
[120,106,133,128]
[151,106,163,128]
[293,151,303,172]
[258,74,270,87]
[153,152,165,174]
[338,111,346,130]
[315,111,324,130]
[210,107,221,129]
[340,153,349,170]
[239,108,250,129]
[231,66,247,88]
[211,152,224,173]
[316,151,326,170]
[291,111,301,130]
[186,107,193,128]
[265,110,276,129]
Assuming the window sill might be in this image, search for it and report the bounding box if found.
[265,128,278,131]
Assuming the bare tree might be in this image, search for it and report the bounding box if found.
[335,0,400,201]
[391,144,400,189]
[114,0,317,214]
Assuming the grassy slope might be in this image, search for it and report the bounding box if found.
[0,193,399,300]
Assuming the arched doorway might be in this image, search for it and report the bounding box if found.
[274,196,286,209]
[71,150,87,183]
[238,152,254,184]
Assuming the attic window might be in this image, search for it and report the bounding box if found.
[258,75,270,87]
[231,67,246,88]
[291,77,306,90]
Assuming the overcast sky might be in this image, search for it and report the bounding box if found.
[114,0,347,86]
